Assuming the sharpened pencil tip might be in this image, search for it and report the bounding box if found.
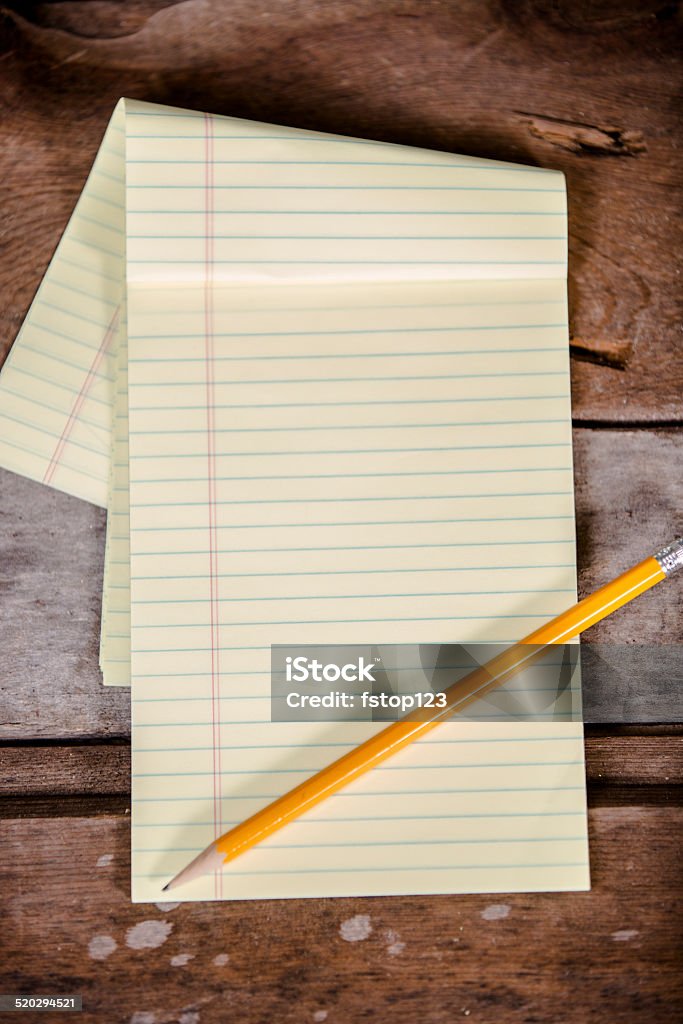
[161,882,171,892]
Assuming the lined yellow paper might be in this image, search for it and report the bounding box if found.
[0,101,125,506]
[0,98,589,901]
[127,278,587,902]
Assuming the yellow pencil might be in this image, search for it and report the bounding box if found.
[163,537,682,892]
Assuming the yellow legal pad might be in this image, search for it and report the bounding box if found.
[0,98,589,901]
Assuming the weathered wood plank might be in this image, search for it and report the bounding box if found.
[1,428,681,739]
[0,805,680,1023]
[1,733,680,798]
[0,0,681,421]
[583,733,682,787]
[0,744,130,797]
[0,468,130,739]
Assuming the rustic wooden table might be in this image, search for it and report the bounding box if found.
[0,2,681,1022]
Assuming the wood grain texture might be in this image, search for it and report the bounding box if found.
[0,0,681,421]
[0,5,681,1017]
[1,732,680,800]
[0,804,681,1024]
[2,428,680,740]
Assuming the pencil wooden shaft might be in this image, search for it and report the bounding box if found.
[211,554,665,864]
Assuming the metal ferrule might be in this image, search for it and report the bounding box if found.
[654,538,683,577]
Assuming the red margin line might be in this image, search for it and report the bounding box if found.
[43,306,120,486]
[204,112,223,899]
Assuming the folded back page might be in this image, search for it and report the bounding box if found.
[0,101,126,507]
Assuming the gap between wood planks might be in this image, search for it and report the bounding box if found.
[0,728,680,818]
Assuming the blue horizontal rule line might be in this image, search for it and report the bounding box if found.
[129,323,565,339]
[123,137,539,161]
[135,863,588,877]
[130,587,574,605]
[133,712,579,724]
[129,514,573,532]
[137,864,589,880]
[89,190,125,210]
[126,290,563,308]
[126,186,561,193]
[127,158,549,169]
[128,538,574,556]
[131,687,575,701]
[133,811,585,827]
[0,436,107,481]
[77,212,125,235]
[128,258,566,265]
[133,761,583,778]
[127,413,566,434]
[131,714,577,723]
[129,355,567,368]
[0,411,109,458]
[123,139,548,171]
[55,254,123,284]
[93,167,124,185]
[127,360,565,372]
[129,614,563,637]
[126,464,571,487]
[18,343,115,383]
[129,661,568,680]
[132,736,578,747]
[132,785,585,798]
[47,276,120,308]
[128,397,568,416]
[135,837,585,853]
[127,490,571,508]
[9,365,112,408]
[0,385,110,434]
[69,234,123,259]
[129,233,566,241]
[130,376,570,392]
[130,563,574,581]
[129,443,571,461]
[128,207,565,214]
[28,320,113,358]
[36,299,114,331]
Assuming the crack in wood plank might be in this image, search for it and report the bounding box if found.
[515,110,647,156]
[570,336,634,370]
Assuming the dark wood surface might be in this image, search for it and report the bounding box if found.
[0,2,681,1022]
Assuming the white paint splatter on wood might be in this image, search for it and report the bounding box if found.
[481,904,511,921]
[96,854,113,868]
[612,929,639,942]
[384,929,405,956]
[313,1012,328,1022]
[125,920,173,950]
[179,1013,200,1024]
[213,953,230,966]
[88,935,117,960]
[339,914,372,942]
[170,953,195,966]
[155,901,181,913]
[129,1014,156,1024]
